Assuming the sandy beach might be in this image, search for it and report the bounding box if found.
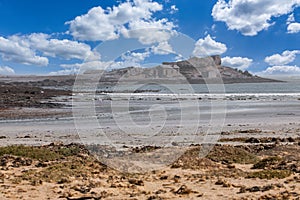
[0,140,299,199]
[0,80,299,199]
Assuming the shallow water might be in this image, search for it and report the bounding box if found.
[94,81,300,94]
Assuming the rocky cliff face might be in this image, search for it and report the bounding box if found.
[211,55,222,66]
[83,55,280,84]
[161,55,280,83]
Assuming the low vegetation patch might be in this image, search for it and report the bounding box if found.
[246,170,292,180]
[207,145,258,164]
[0,143,85,162]
[20,160,92,184]
[171,146,221,170]
[0,145,61,161]
[252,156,282,169]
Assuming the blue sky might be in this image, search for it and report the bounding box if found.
[0,0,300,76]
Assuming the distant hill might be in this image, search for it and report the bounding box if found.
[161,55,281,84]
[97,55,281,84]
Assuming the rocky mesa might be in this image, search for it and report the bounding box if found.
[86,55,280,84]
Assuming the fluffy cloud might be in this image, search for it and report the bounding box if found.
[0,33,100,68]
[121,51,150,63]
[123,19,176,44]
[264,50,300,66]
[60,61,111,70]
[27,33,99,60]
[222,56,253,70]
[0,66,15,75]
[286,13,300,33]
[0,36,48,66]
[151,41,174,55]
[0,33,101,67]
[287,13,295,24]
[60,50,152,74]
[66,0,175,43]
[193,35,227,57]
[212,0,300,36]
[93,50,152,70]
[170,5,178,14]
[49,68,79,76]
[287,22,300,33]
[260,65,300,75]
[261,50,300,75]
[10,33,99,61]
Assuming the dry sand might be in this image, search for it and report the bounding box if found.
[1,81,300,199]
[0,142,299,200]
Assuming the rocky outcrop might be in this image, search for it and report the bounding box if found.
[211,55,222,66]
[162,55,280,84]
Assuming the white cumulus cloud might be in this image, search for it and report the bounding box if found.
[0,33,101,69]
[66,0,175,43]
[287,22,300,33]
[151,41,174,55]
[260,65,300,75]
[123,18,176,44]
[193,35,227,57]
[287,13,295,24]
[121,51,150,63]
[107,51,151,68]
[222,56,253,70]
[27,33,99,60]
[10,33,99,61]
[0,66,15,75]
[49,68,80,75]
[60,61,111,70]
[264,50,300,66]
[0,36,48,66]
[212,0,300,36]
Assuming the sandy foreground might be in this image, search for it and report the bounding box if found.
[0,82,300,199]
[0,140,299,199]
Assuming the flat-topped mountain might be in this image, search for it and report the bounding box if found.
[94,55,280,84]
[160,55,280,84]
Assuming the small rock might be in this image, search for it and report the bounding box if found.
[198,178,206,182]
[261,184,274,192]
[12,157,32,167]
[215,179,231,187]
[159,175,168,180]
[227,164,235,169]
[171,142,178,146]
[287,137,295,142]
[155,189,166,194]
[174,185,192,195]
[31,179,43,186]
[245,137,260,143]
[72,185,91,194]
[247,186,260,192]
[197,193,204,197]
[238,186,246,193]
[147,195,163,200]
[222,182,231,188]
[57,178,70,184]
[173,175,181,183]
[128,179,144,186]
[35,162,48,168]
